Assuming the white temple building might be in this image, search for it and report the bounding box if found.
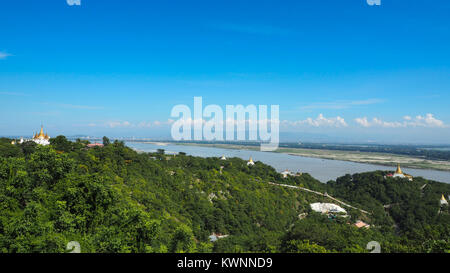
[31,125,50,146]
[247,157,255,166]
[310,202,347,215]
[281,169,293,178]
[220,155,227,160]
[11,137,24,145]
[11,126,50,146]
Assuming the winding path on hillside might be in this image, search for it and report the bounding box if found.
[267,182,371,215]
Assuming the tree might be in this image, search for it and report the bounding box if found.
[20,141,37,156]
[284,240,329,253]
[1,136,449,253]
[0,140,22,158]
[169,225,196,253]
[50,135,72,152]
[102,136,111,146]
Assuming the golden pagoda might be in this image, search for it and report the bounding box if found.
[392,163,413,181]
[247,157,255,166]
[441,194,448,206]
[281,169,292,178]
[32,125,50,145]
[34,126,49,140]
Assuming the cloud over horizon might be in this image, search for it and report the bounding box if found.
[283,114,348,128]
[355,114,447,128]
[81,113,448,132]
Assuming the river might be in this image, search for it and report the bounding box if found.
[125,142,450,184]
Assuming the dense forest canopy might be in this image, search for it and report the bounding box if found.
[0,136,449,253]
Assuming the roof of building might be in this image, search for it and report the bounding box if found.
[310,203,347,214]
[87,143,104,148]
[33,126,50,140]
[354,220,370,228]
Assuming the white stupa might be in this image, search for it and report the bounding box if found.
[281,169,292,178]
[247,157,255,166]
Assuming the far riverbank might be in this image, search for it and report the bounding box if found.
[173,143,450,172]
[126,142,450,184]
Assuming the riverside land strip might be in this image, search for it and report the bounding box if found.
[170,142,450,172]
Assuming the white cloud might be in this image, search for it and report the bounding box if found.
[412,114,445,128]
[137,121,152,128]
[89,118,281,130]
[67,0,81,6]
[372,118,403,128]
[0,52,12,60]
[136,120,171,128]
[355,117,370,127]
[355,114,447,128]
[98,120,174,128]
[106,121,132,128]
[284,114,348,128]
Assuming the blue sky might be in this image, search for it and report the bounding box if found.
[1,0,450,143]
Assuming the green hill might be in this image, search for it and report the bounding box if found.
[0,136,449,253]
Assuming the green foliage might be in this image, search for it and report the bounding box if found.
[0,136,449,253]
[49,136,73,153]
[102,136,110,146]
[284,240,329,253]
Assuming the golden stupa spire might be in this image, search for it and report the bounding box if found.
[38,125,45,138]
[442,194,447,201]
[249,157,253,162]
[395,164,403,174]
